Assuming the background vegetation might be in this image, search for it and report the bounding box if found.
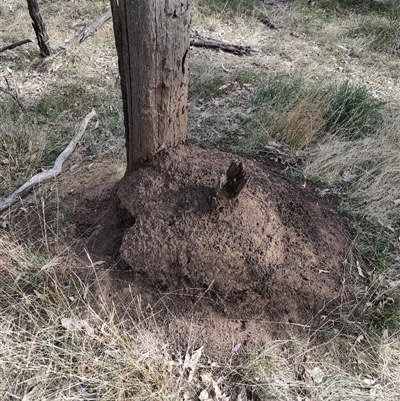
[1,0,399,399]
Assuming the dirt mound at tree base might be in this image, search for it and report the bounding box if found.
[117,145,351,325]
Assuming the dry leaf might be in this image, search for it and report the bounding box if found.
[201,371,213,384]
[104,349,121,359]
[236,387,247,401]
[86,260,106,268]
[199,389,210,400]
[388,280,400,288]
[184,346,204,383]
[363,378,375,386]
[183,392,192,401]
[309,366,324,384]
[41,258,60,271]
[60,317,95,337]
[232,343,241,353]
[356,334,364,343]
[356,261,365,278]
[320,188,331,196]
[342,170,357,183]
[212,378,229,400]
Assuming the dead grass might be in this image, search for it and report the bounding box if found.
[0,234,194,400]
[350,14,400,55]
[1,232,400,400]
[304,114,400,229]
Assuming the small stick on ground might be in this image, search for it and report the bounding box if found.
[259,17,278,30]
[0,109,97,213]
[190,36,256,55]
[0,39,32,53]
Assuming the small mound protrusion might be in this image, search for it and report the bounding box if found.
[211,160,250,210]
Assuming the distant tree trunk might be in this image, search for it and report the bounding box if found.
[27,0,50,57]
[110,0,190,173]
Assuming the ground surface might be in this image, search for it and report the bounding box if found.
[2,2,400,398]
[29,144,355,359]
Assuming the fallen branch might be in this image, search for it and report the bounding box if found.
[0,39,32,53]
[0,109,97,213]
[37,9,112,69]
[67,9,112,47]
[190,36,256,55]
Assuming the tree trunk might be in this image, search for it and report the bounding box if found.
[110,0,190,173]
[27,0,51,57]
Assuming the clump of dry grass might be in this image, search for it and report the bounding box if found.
[1,232,400,400]
[349,14,400,55]
[304,114,400,229]
[237,329,400,401]
[240,75,384,151]
[0,234,210,400]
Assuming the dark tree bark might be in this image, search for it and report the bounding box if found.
[110,0,190,173]
[27,0,50,57]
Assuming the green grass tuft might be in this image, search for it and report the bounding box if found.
[252,75,304,113]
[350,16,400,54]
[324,81,384,139]
[319,0,400,15]
[243,75,384,149]
[189,65,229,100]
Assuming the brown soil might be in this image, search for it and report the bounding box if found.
[47,144,355,359]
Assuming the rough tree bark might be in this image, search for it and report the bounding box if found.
[27,0,51,57]
[110,0,190,173]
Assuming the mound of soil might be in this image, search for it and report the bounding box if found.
[116,145,350,325]
[25,144,353,358]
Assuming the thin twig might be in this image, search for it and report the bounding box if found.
[0,109,97,213]
[0,77,26,111]
[0,39,32,53]
[259,17,278,30]
[190,280,215,312]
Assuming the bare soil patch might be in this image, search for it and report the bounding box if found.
[43,144,356,358]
